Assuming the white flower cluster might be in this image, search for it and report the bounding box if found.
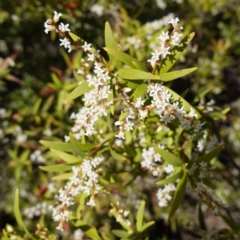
[44,11,72,52]
[147,17,183,67]
[30,150,46,164]
[140,147,177,207]
[156,183,176,207]
[52,156,104,231]
[141,147,162,177]
[148,83,198,128]
[23,202,49,219]
[70,62,112,140]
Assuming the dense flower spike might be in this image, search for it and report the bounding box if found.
[52,157,104,231]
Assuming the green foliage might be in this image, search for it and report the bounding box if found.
[1,1,240,240]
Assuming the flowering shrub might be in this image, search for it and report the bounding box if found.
[1,1,240,240]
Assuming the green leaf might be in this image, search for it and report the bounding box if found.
[50,148,81,164]
[136,200,145,232]
[131,83,148,102]
[69,32,83,43]
[109,146,126,161]
[74,220,102,240]
[155,148,182,166]
[159,32,195,73]
[169,171,187,219]
[78,143,98,151]
[104,47,147,71]
[158,67,197,81]
[193,144,224,165]
[118,68,161,80]
[112,230,131,238]
[156,168,183,185]
[105,21,118,69]
[39,164,72,172]
[33,98,42,115]
[140,221,155,232]
[64,81,94,104]
[14,189,36,239]
[198,203,207,231]
[52,172,73,180]
[69,133,85,156]
[164,86,201,119]
[40,140,72,152]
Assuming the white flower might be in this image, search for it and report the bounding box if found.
[58,22,70,32]
[44,20,55,34]
[157,31,170,42]
[53,11,62,23]
[82,41,92,52]
[134,97,145,108]
[164,164,174,174]
[90,4,104,16]
[59,38,72,52]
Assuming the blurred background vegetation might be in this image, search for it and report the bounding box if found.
[0,0,240,239]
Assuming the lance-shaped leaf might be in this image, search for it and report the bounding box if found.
[73,220,102,240]
[14,189,36,239]
[40,140,72,152]
[155,148,182,166]
[136,200,145,232]
[52,172,73,180]
[109,145,126,161]
[118,68,161,80]
[131,83,148,102]
[168,171,187,219]
[156,168,183,185]
[69,133,85,156]
[188,144,224,168]
[39,164,72,172]
[105,21,118,69]
[163,86,201,119]
[64,81,94,104]
[104,47,147,71]
[50,148,82,164]
[112,230,131,238]
[159,32,195,73]
[159,67,197,81]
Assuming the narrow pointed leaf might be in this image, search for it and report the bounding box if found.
[155,148,182,166]
[105,21,118,69]
[104,47,147,71]
[64,81,94,104]
[136,200,145,232]
[156,168,183,185]
[193,144,224,165]
[112,230,131,238]
[159,32,195,73]
[50,148,81,164]
[118,68,161,80]
[52,172,73,180]
[69,133,85,156]
[39,164,72,172]
[74,220,102,240]
[169,171,187,219]
[109,146,126,161]
[14,189,36,239]
[40,140,72,152]
[140,221,155,232]
[159,67,197,81]
[131,83,148,102]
